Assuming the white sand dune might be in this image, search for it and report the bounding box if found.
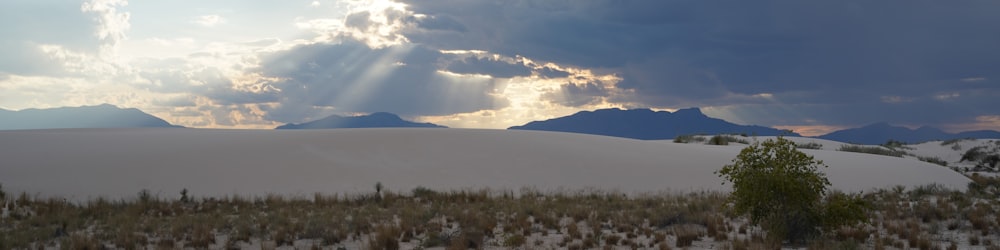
[0,128,970,201]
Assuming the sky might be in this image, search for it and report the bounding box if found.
[1,0,998,136]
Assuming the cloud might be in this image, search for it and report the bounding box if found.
[543,82,610,107]
[246,39,508,122]
[0,1,106,76]
[81,0,130,53]
[444,55,531,78]
[192,15,225,27]
[396,0,1000,129]
[3,0,997,132]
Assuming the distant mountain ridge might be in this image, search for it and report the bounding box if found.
[818,122,1000,144]
[508,108,796,140]
[275,112,446,129]
[0,104,180,130]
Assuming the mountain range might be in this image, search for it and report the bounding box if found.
[3,105,999,144]
[275,112,446,129]
[508,108,797,139]
[817,122,1000,144]
[0,104,180,130]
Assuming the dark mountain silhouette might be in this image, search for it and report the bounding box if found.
[275,112,446,129]
[955,130,1000,139]
[0,104,181,130]
[507,108,796,140]
[817,122,1000,144]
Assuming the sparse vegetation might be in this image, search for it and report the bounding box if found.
[838,144,905,157]
[2,181,1000,249]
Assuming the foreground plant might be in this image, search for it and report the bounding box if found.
[717,136,868,244]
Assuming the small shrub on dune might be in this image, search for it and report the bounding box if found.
[917,156,948,167]
[708,135,730,145]
[838,145,905,157]
[881,140,913,150]
[707,135,748,145]
[673,134,705,143]
[795,142,823,150]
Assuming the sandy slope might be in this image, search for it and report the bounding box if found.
[0,128,969,201]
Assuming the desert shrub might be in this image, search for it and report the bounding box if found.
[411,186,438,199]
[673,134,705,143]
[795,142,823,150]
[674,226,701,247]
[708,135,747,145]
[179,188,190,203]
[961,146,987,162]
[941,139,961,146]
[717,137,867,244]
[708,135,729,145]
[961,146,1000,170]
[917,156,948,167]
[62,232,102,249]
[369,225,401,250]
[503,234,525,247]
[838,145,905,157]
[968,174,1000,196]
[882,140,913,150]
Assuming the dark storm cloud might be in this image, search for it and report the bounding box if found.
[414,15,466,32]
[251,40,507,122]
[398,0,1000,127]
[543,82,610,107]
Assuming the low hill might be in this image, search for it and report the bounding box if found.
[0,104,180,130]
[508,108,796,139]
[818,122,1000,144]
[276,112,445,129]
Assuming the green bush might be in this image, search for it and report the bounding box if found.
[717,137,867,244]
[838,145,904,157]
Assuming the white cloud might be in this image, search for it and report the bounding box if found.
[880,95,912,104]
[193,15,225,27]
[934,93,961,101]
[961,77,987,83]
[80,0,130,55]
[296,0,411,48]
